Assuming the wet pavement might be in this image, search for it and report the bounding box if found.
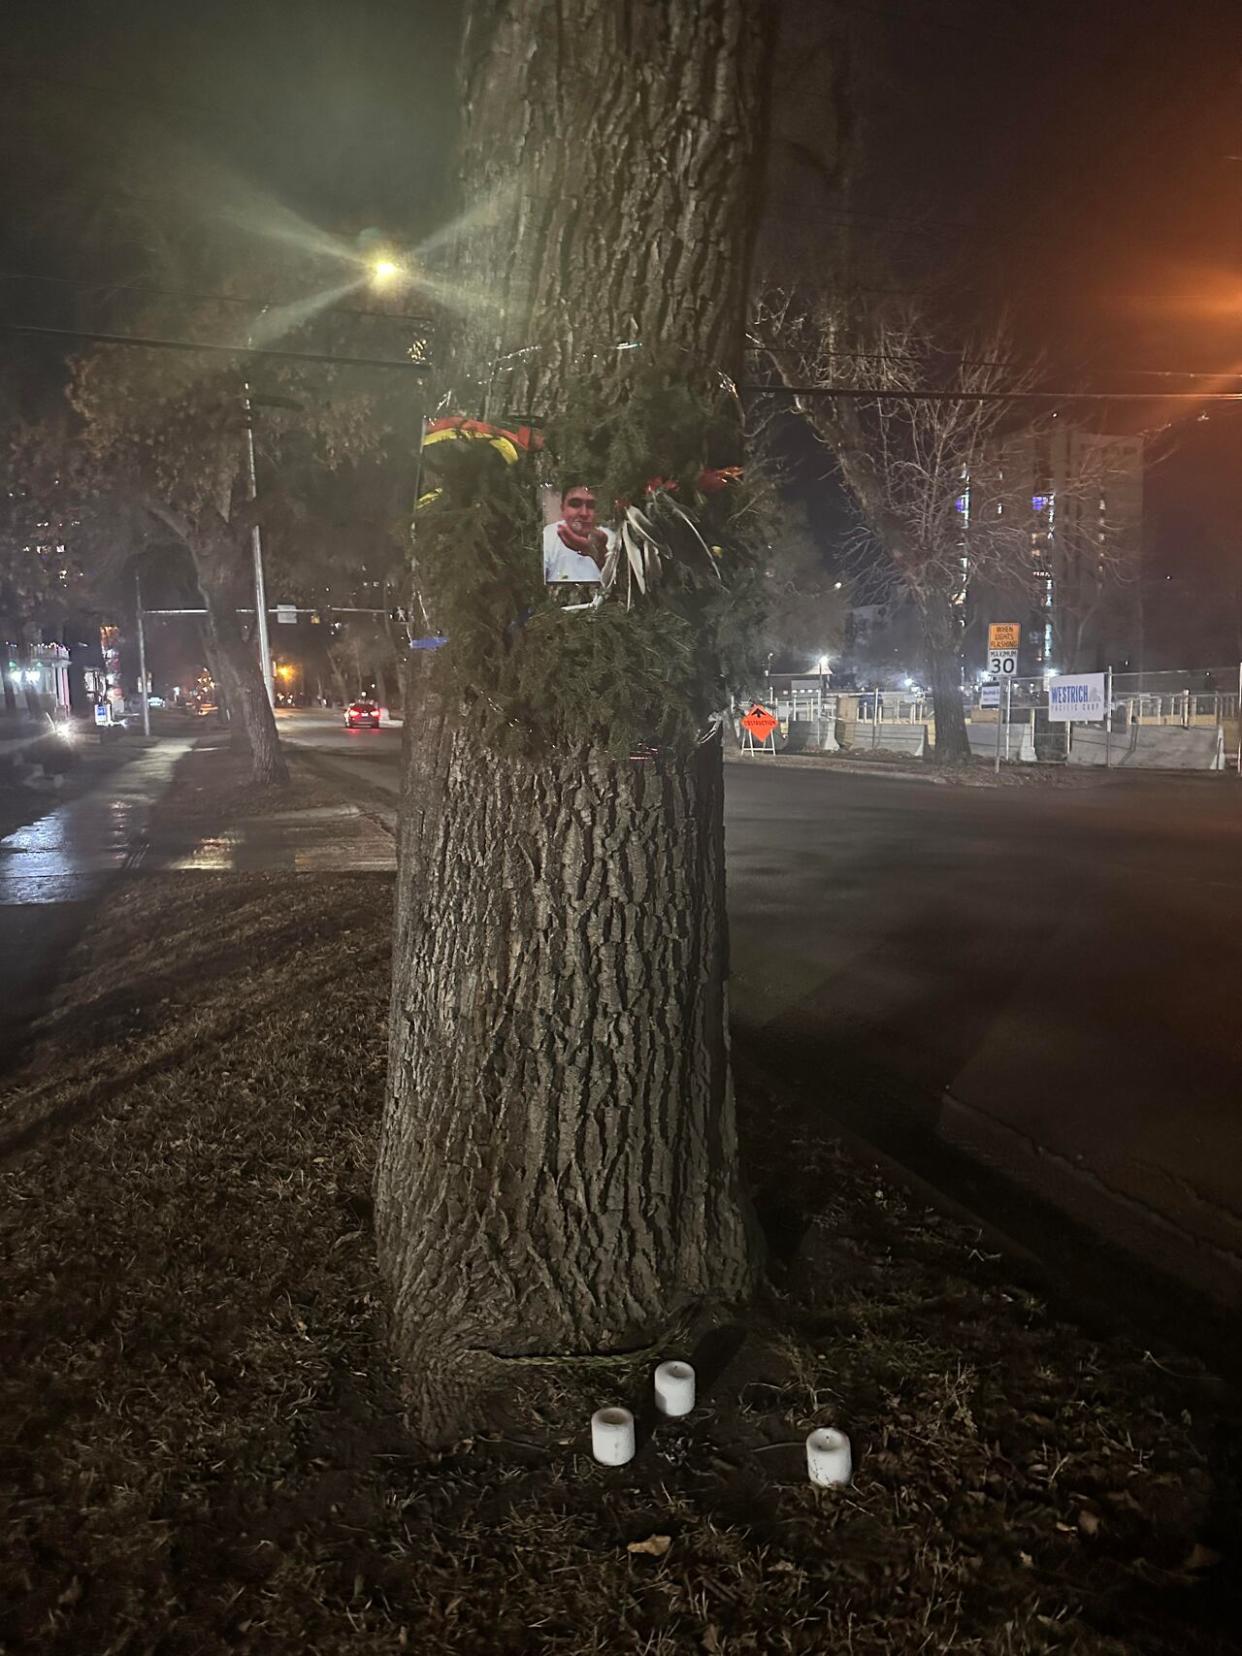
[0,737,394,1074]
[161,804,395,874]
[0,741,194,904]
[0,743,395,901]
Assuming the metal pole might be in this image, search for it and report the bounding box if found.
[994,683,1004,774]
[135,572,151,737]
[1105,665,1113,768]
[1237,661,1241,776]
[243,387,275,706]
[1005,678,1013,761]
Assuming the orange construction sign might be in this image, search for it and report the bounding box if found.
[740,704,778,741]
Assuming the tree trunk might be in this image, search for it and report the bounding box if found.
[374,659,392,710]
[379,665,754,1441]
[453,1,773,406]
[193,530,288,785]
[921,590,970,763]
[326,646,351,706]
[377,0,776,1440]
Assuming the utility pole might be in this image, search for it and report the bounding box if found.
[135,571,151,737]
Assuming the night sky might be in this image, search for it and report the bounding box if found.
[4,0,1240,663]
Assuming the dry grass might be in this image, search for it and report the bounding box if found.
[0,749,1238,1654]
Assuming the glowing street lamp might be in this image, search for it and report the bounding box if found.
[369,257,404,289]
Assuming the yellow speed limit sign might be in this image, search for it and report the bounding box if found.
[987,621,1020,677]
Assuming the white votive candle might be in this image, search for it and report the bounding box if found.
[591,1406,636,1465]
[806,1426,852,1487]
[653,1359,696,1417]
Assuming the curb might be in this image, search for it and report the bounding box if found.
[725,749,948,785]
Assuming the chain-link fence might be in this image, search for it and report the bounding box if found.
[739,667,1241,770]
[967,670,1236,769]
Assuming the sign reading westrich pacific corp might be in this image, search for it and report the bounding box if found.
[1047,673,1106,722]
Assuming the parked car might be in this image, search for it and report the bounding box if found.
[345,698,381,729]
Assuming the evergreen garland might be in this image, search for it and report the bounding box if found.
[414,360,767,759]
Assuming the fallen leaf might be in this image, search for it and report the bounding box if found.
[627,1534,672,1558]
[770,1559,796,1573]
[1018,1551,1034,1569]
[1078,1510,1101,1537]
[1183,1542,1222,1572]
[703,1626,724,1654]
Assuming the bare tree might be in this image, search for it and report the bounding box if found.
[751,295,1051,759]
[760,509,847,669]
[751,307,1142,773]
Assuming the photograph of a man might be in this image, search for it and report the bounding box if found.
[542,483,613,584]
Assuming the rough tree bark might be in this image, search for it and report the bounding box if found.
[376,0,777,1440]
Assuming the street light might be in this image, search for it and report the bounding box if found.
[369,257,404,288]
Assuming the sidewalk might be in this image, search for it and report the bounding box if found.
[0,738,395,1074]
[0,738,194,904]
[0,738,200,1074]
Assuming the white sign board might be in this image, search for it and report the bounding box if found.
[988,651,1018,677]
[275,604,298,625]
[1047,673,1105,722]
[980,684,1001,708]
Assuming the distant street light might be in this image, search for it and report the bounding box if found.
[370,258,404,288]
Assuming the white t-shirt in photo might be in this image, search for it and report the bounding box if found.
[543,520,609,584]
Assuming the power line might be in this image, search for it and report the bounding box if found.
[754,342,1242,379]
[4,321,429,372]
[0,270,434,330]
[745,383,1242,403]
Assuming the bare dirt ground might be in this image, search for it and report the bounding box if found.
[1,746,1239,1654]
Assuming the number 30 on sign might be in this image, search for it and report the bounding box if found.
[987,623,1020,678]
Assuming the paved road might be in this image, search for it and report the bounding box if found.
[722,760,1242,1340]
[281,710,1242,1338]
